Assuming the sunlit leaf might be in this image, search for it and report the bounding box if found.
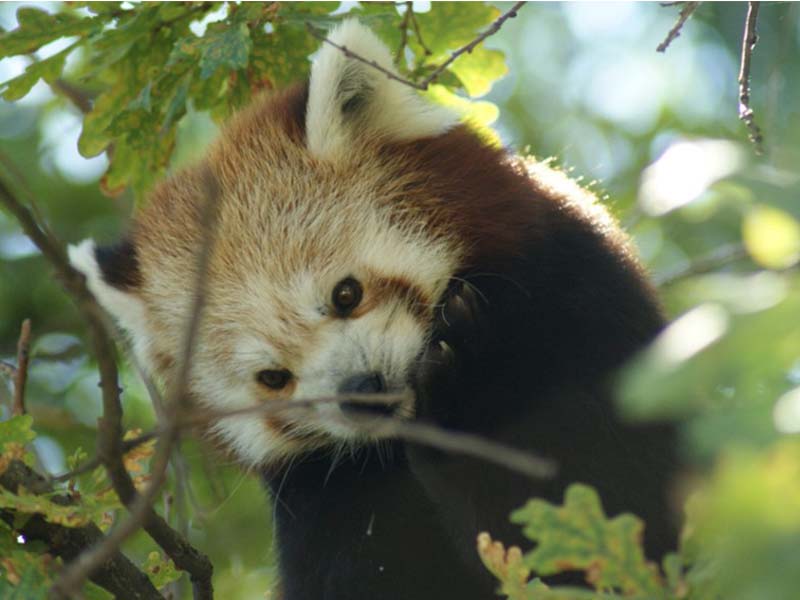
[0,7,99,58]
[0,45,75,101]
[742,205,800,269]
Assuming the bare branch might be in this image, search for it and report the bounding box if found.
[654,242,748,287]
[395,2,413,63]
[307,22,425,89]
[738,1,764,153]
[51,168,221,600]
[12,319,32,416]
[0,170,213,599]
[307,1,526,92]
[657,1,700,52]
[48,431,158,485]
[51,79,93,114]
[417,1,526,90]
[408,6,431,56]
[180,393,556,481]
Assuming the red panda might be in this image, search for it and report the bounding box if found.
[70,20,678,599]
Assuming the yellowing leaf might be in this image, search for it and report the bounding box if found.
[0,487,91,528]
[511,484,666,597]
[477,532,530,599]
[0,416,36,475]
[742,205,800,270]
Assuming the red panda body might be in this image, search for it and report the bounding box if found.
[70,21,678,599]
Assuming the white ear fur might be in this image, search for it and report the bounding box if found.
[68,239,148,336]
[306,19,456,161]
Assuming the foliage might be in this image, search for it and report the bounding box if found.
[0,1,505,201]
[479,484,685,600]
[1,1,800,599]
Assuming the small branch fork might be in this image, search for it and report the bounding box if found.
[657,1,765,153]
[738,1,763,153]
[656,2,700,53]
[307,1,527,92]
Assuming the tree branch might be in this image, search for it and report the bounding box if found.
[51,168,221,600]
[0,172,213,599]
[738,1,764,153]
[12,319,32,417]
[657,1,700,52]
[307,1,526,92]
[0,460,162,600]
[654,242,748,287]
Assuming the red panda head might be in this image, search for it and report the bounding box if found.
[69,20,470,466]
[69,19,614,468]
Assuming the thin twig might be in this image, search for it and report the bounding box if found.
[0,171,213,600]
[12,319,32,416]
[657,1,700,52]
[52,167,221,600]
[738,1,764,153]
[182,393,556,480]
[48,431,158,484]
[416,1,525,90]
[394,2,413,63]
[307,22,425,89]
[51,79,93,114]
[307,1,526,92]
[408,6,431,56]
[654,242,749,287]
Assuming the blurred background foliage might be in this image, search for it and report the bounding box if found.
[0,1,799,599]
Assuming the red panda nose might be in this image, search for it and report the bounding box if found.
[339,373,395,416]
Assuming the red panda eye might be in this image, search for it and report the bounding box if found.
[257,369,292,390]
[332,278,363,316]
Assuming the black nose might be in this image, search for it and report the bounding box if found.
[338,372,396,416]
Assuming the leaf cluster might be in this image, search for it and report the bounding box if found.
[0,1,509,202]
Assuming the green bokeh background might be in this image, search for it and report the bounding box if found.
[1,2,799,598]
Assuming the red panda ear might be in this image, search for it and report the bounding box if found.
[68,238,148,336]
[305,19,456,161]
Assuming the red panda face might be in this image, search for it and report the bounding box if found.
[184,195,460,465]
[69,20,467,467]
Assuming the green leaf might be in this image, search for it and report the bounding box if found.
[0,7,99,58]
[511,484,666,597]
[143,551,181,589]
[196,22,253,80]
[424,84,500,145]
[250,24,316,88]
[683,441,800,600]
[0,487,91,528]
[413,3,499,61]
[0,416,36,474]
[449,46,508,97]
[0,44,75,101]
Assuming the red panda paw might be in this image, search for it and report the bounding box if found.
[434,279,489,362]
[412,279,488,422]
